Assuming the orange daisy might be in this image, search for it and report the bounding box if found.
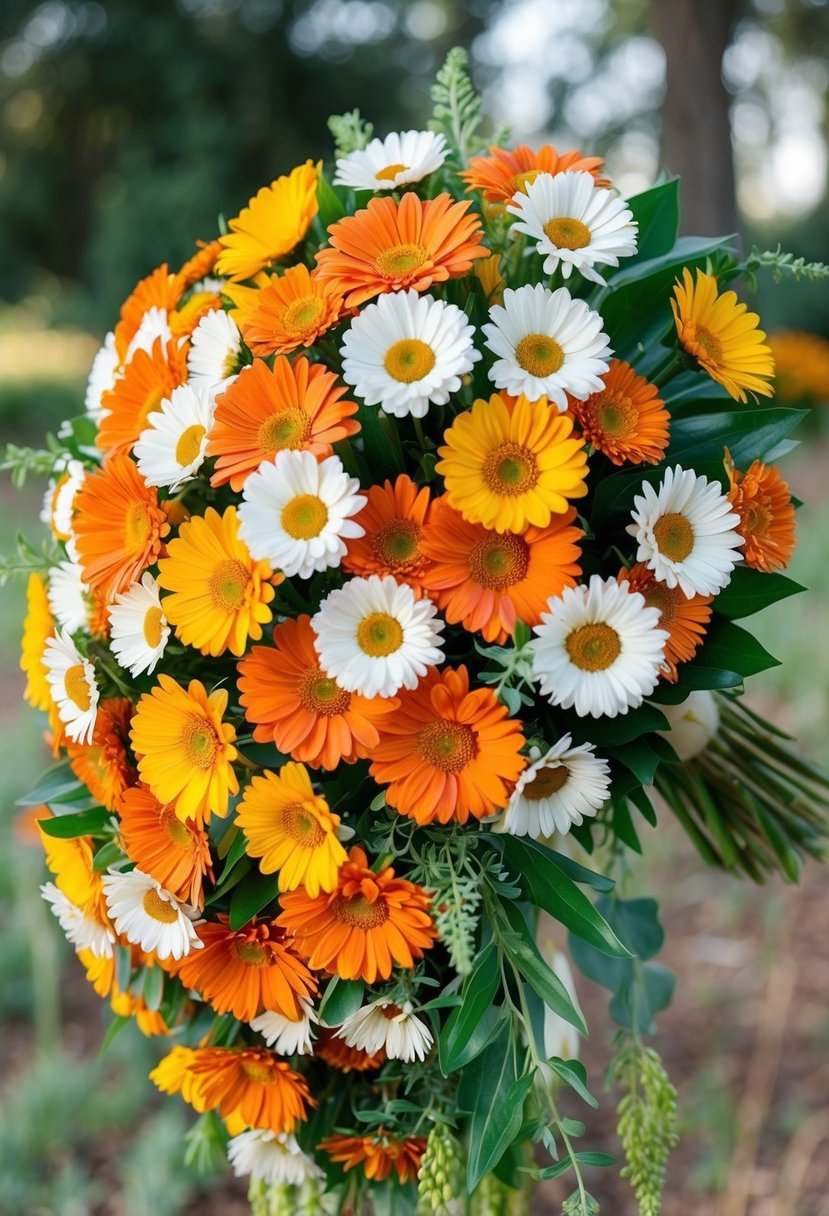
[178,239,224,287]
[173,916,317,1022]
[725,450,796,573]
[66,696,137,811]
[319,1132,426,1184]
[98,337,189,454]
[237,616,398,771]
[315,1029,384,1072]
[460,143,609,203]
[619,562,713,682]
[73,454,170,598]
[369,666,526,825]
[241,264,345,356]
[277,846,436,984]
[208,356,360,491]
[343,475,434,590]
[184,1047,314,1133]
[118,784,212,908]
[421,497,583,643]
[314,192,487,309]
[568,359,670,466]
[114,264,184,361]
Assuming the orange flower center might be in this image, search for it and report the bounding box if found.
[298,666,352,718]
[523,763,569,800]
[209,558,251,612]
[683,322,723,368]
[278,802,327,847]
[543,217,592,250]
[257,408,310,453]
[233,939,270,966]
[593,391,638,440]
[332,893,390,928]
[383,339,436,383]
[124,501,152,552]
[746,501,772,537]
[379,1002,403,1019]
[482,441,539,497]
[416,719,477,773]
[241,1059,276,1084]
[281,494,329,540]
[375,243,429,279]
[283,295,326,336]
[510,169,542,193]
[64,663,91,711]
[372,520,422,569]
[653,512,694,562]
[356,612,403,658]
[468,532,529,590]
[174,423,206,468]
[375,161,408,182]
[142,887,180,923]
[514,333,564,378]
[565,622,621,671]
[143,606,165,648]
[182,713,219,769]
[161,809,193,850]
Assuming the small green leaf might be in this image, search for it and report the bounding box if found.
[142,966,165,1012]
[16,761,81,807]
[695,619,779,678]
[497,926,586,1034]
[228,869,278,931]
[92,841,125,872]
[38,808,111,839]
[464,1034,533,1191]
[547,1058,598,1108]
[715,567,805,619]
[318,977,365,1026]
[439,941,501,1073]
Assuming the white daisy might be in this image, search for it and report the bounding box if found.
[340,289,480,419]
[494,735,611,838]
[627,465,744,598]
[312,574,445,699]
[40,882,115,958]
[85,332,119,422]
[101,868,202,961]
[134,383,215,490]
[238,450,366,579]
[43,629,99,743]
[507,171,638,285]
[336,999,433,1063]
[227,1130,324,1186]
[482,283,612,408]
[40,458,86,543]
[186,308,242,393]
[530,575,668,719]
[250,998,318,1055]
[657,689,720,761]
[126,306,173,361]
[48,559,89,634]
[107,572,170,677]
[333,129,448,192]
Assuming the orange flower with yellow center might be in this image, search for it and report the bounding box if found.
[319,1132,427,1184]
[343,475,434,590]
[216,162,319,281]
[619,562,712,682]
[118,784,212,908]
[725,450,796,573]
[277,846,436,984]
[460,143,608,203]
[208,356,359,491]
[98,337,189,455]
[150,1045,208,1110]
[114,263,184,361]
[369,666,526,826]
[314,192,487,309]
[241,264,344,356]
[73,454,170,598]
[568,359,670,466]
[21,572,54,712]
[130,675,238,826]
[421,497,583,644]
[177,238,223,288]
[182,1047,314,1134]
[67,696,137,811]
[315,1028,384,1072]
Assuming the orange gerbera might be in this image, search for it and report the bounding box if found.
[319,1132,427,1184]
[118,784,212,908]
[178,239,223,287]
[369,666,526,825]
[619,562,713,682]
[460,143,609,203]
[241,264,344,356]
[421,498,582,643]
[343,475,434,590]
[74,454,170,598]
[21,572,54,712]
[238,616,398,770]
[277,846,436,984]
[173,917,317,1022]
[314,192,487,309]
[184,1047,314,1133]
[67,696,137,811]
[208,356,359,491]
[98,337,189,454]
[114,264,184,361]
[315,1028,384,1072]
[725,450,796,573]
[568,359,669,466]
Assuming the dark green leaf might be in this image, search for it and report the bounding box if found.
[581,704,669,746]
[142,965,164,1012]
[605,897,664,960]
[535,1157,574,1181]
[574,1152,616,1168]
[465,1036,533,1191]
[623,179,679,265]
[695,620,779,677]
[217,829,249,881]
[316,168,346,229]
[715,567,805,619]
[228,869,278,931]
[439,941,501,1073]
[499,929,586,1034]
[674,664,743,691]
[92,841,125,872]
[666,406,807,467]
[318,977,365,1026]
[16,762,81,807]
[115,944,133,994]
[606,738,661,785]
[547,1058,598,1109]
[609,964,675,1031]
[38,808,111,838]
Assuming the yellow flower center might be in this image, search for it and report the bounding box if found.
[416,719,476,773]
[161,809,193,850]
[383,338,436,384]
[233,939,270,966]
[241,1059,276,1084]
[372,520,422,569]
[682,322,723,368]
[565,622,621,671]
[482,441,540,497]
[142,887,180,923]
[510,169,542,193]
[124,501,152,552]
[277,802,327,847]
[299,666,352,717]
[375,242,429,279]
[174,423,206,468]
[283,295,326,336]
[64,663,91,711]
[515,333,565,378]
[653,512,694,562]
[375,161,409,182]
[333,892,389,928]
[257,408,310,453]
[543,216,592,250]
[143,606,165,648]
[281,493,329,540]
[182,713,219,769]
[356,611,404,658]
[468,532,529,591]
[594,391,638,440]
[523,763,569,801]
[209,558,251,612]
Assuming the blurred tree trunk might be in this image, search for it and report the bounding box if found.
[652,0,743,239]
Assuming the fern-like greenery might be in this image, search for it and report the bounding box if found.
[428,47,485,170]
[327,109,373,158]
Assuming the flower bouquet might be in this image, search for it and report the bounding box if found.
[11,48,829,1216]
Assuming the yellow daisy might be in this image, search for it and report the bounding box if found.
[130,676,239,826]
[216,162,319,282]
[236,763,347,897]
[671,268,775,403]
[21,572,55,712]
[157,506,279,658]
[436,392,589,533]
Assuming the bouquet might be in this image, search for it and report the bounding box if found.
[10,49,829,1216]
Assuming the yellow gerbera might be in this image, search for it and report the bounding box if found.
[130,676,239,825]
[157,506,279,658]
[38,825,102,910]
[436,392,588,533]
[21,572,54,711]
[236,763,347,897]
[671,268,775,403]
[215,162,319,282]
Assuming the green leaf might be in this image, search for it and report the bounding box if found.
[92,840,125,872]
[623,179,679,265]
[581,703,669,746]
[715,567,805,618]
[16,761,81,807]
[695,619,779,677]
[99,1015,131,1054]
[356,403,404,474]
[316,166,346,230]
[142,965,165,1012]
[535,1157,574,1181]
[672,664,743,692]
[228,869,278,931]
[666,407,807,468]
[439,942,501,1073]
[547,1058,598,1108]
[492,901,586,1034]
[115,944,133,994]
[38,808,111,838]
[606,738,661,786]
[318,977,365,1026]
[609,963,675,1031]
[605,898,664,960]
[574,1151,616,1169]
[464,1033,533,1191]
[217,828,249,881]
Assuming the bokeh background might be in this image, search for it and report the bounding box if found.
[1,2,828,1213]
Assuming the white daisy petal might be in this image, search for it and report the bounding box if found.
[250,999,318,1055]
[48,559,89,634]
[656,689,720,760]
[134,383,216,490]
[101,868,202,961]
[336,999,433,1063]
[227,1130,324,1186]
[85,333,119,422]
[40,882,115,958]
[186,308,242,394]
[43,628,99,743]
[41,458,86,543]
[108,572,170,677]
[333,129,447,191]
[494,735,611,838]
[126,307,173,361]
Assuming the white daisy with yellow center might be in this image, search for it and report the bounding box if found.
[333,129,448,191]
[43,628,100,743]
[84,332,118,422]
[312,574,445,698]
[482,283,612,409]
[48,558,89,635]
[108,571,170,677]
[250,998,318,1056]
[336,998,434,1063]
[627,465,744,598]
[507,170,638,285]
[40,881,115,958]
[227,1130,324,1187]
[187,308,242,393]
[101,868,202,961]
[495,735,611,838]
[40,457,86,543]
[340,288,480,419]
[530,575,668,719]
[238,450,366,579]
[134,383,216,490]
